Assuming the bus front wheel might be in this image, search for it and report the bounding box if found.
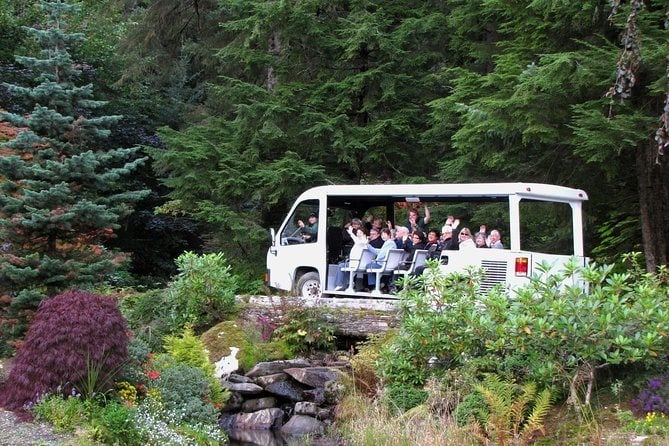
[296,272,321,299]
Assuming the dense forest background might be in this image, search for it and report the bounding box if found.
[1,0,668,288]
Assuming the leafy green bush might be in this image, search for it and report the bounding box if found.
[163,327,215,376]
[152,356,221,424]
[383,382,428,413]
[164,251,239,330]
[381,258,669,411]
[94,401,141,446]
[120,289,174,351]
[272,305,336,355]
[32,394,88,432]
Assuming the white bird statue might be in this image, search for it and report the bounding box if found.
[214,347,240,379]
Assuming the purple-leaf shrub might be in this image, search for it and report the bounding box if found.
[631,372,669,416]
[0,290,129,411]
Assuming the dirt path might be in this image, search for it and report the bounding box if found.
[0,409,77,446]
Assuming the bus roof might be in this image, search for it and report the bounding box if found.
[301,182,588,203]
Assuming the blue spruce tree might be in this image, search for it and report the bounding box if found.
[0,0,149,353]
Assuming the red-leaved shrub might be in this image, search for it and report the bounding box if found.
[0,290,129,411]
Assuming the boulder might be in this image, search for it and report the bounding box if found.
[254,372,289,388]
[284,367,343,388]
[222,408,285,430]
[245,359,312,378]
[221,391,244,412]
[228,373,254,384]
[264,379,305,401]
[280,414,325,437]
[221,381,264,395]
[227,429,285,446]
[242,396,278,412]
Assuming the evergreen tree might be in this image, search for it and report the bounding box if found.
[427,0,668,268]
[0,0,148,353]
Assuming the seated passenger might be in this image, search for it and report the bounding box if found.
[368,227,384,249]
[394,225,412,249]
[365,228,396,289]
[405,206,431,235]
[398,231,425,270]
[489,229,504,249]
[440,224,459,250]
[333,227,368,291]
[342,218,363,256]
[424,229,442,259]
[474,232,488,248]
[458,227,476,250]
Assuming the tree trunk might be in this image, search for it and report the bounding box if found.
[636,138,669,271]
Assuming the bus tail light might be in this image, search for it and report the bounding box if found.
[515,257,529,277]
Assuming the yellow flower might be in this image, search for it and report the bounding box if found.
[297,329,308,336]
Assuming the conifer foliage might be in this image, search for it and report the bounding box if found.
[0,1,148,353]
[0,289,129,411]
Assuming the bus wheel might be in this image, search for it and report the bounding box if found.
[296,272,321,298]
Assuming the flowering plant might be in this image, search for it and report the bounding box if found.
[631,373,669,416]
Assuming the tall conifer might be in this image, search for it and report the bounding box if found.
[0,0,148,353]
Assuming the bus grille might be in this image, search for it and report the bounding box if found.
[480,260,508,292]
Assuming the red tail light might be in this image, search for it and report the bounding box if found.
[515,257,529,276]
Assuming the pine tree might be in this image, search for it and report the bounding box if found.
[0,0,148,353]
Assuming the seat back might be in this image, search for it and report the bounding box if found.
[384,249,405,271]
[358,249,375,271]
[410,250,429,272]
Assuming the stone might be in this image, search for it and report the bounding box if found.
[221,408,285,430]
[264,379,305,401]
[221,391,244,412]
[226,429,285,446]
[280,414,325,437]
[228,373,254,384]
[242,396,278,412]
[284,367,344,388]
[221,381,264,395]
[323,380,345,404]
[294,401,318,417]
[254,372,289,388]
[245,359,312,378]
[303,387,326,405]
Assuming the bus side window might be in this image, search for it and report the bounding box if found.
[280,200,319,246]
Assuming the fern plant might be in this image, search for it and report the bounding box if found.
[473,374,552,446]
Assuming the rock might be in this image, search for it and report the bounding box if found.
[323,380,345,404]
[221,381,264,395]
[228,373,254,384]
[284,367,344,388]
[221,408,285,430]
[303,387,326,405]
[245,359,312,378]
[294,401,318,417]
[280,414,325,437]
[254,372,289,388]
[242,397,278,412]
[221,391,244,412]
[264,379,305,401]
[227,429,285,446]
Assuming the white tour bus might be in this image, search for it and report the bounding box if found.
[266,183,588,298]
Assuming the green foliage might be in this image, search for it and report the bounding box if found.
[32,394,88,432]
[119,290,173,352]
[0,0,148,351]
[151,355,221,425]
[93,401,141,446]
[383,383,429,413]
[272,305,336,355]
[471,374,552,445]
[163,327,215,377]
[381,259,669,409]
[200,319,291,373]
[164,251,239,331]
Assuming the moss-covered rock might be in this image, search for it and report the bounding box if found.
[200,320,291,373]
